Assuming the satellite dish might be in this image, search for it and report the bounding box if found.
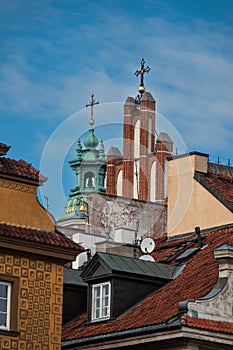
[141,238,155,253]
[139,255,155,262]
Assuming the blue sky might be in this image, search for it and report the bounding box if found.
[1,0,233,218]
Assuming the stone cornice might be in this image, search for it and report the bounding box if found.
[0,178,37,194]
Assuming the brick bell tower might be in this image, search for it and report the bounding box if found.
[106,59,173,202]
[122,90,156,200]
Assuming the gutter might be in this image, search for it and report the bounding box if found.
[62,317,180,348]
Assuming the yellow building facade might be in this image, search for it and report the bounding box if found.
[168,152,233,237]
[0,142,82,349]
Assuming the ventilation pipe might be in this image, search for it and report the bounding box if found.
[195,227,202,249]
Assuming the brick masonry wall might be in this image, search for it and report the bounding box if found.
[106,93,172,203]
[156,140,173,201]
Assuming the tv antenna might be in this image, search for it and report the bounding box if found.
[43,195,49,211]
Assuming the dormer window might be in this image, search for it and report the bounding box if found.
[91,282,111,321]
[81,252,181,323]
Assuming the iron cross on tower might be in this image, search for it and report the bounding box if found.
[86,94,99,126]
[134,58,151,96]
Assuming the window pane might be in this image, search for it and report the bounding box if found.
[0,299,7,312]
[0,313,6,327]
[94,286,100,298]
[95,309,100,319]
[103,284,109,295]
[103,296,109,307]
[0,285,7,298]
[102,307,108,317]
[95,298,100,308]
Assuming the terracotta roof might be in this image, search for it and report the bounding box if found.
[185,315,233,334]
[0,157,46,183]
[62,224,233,343]
[0,142,11,156]
[0,223,82,251]
[195,162,233,211]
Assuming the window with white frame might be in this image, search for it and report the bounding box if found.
[91,282,111,321]
[0,281,11,330]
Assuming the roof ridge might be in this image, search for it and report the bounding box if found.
[208,162,233,177]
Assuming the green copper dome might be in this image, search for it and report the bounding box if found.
[84,128,99,150]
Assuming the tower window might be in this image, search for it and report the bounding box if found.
[148,117,152,153]
[84,172,95,187]
[91,282,111,321]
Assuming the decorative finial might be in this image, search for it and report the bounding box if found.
[134,58,151,96]
[86,94,99,126]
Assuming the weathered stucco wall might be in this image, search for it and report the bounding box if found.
[87,192,167,238]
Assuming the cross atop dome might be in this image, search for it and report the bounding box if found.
[134,58,151,96]
[86,94,99,126]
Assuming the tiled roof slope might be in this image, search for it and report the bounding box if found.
[62,225,233,343]
[0,223,82,251]
[0,157,46,183]
[195,162,233,211]
[185,315,233,334]
[0,142,11,156]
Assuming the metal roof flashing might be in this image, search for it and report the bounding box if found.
[81,251,183,283]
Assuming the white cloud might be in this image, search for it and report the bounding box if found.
[1,2,233,217]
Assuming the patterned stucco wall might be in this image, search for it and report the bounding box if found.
[0,251,64,350]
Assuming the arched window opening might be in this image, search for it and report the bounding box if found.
[84,172,95,188]
[134,120,140,199]
[117,170,122,196]
[148,118,152,153]
[150,161,156,202]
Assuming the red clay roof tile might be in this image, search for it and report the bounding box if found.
[0,142,11,156]
[62,225,233,342]
[0,157,46,183]
[0,223,83,252]
[195,162,233,211]
[186,315,233,334]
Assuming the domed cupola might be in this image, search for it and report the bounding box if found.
[59,94,106,222]
[84,128,99,150]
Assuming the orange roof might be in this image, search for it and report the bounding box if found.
[0,222,83,252]
[0,142,11,156]
[195,162,233,211]
[62,225,233,342]
[186,315,233,334]
[0,157,46,184]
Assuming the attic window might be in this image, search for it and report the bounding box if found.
[91,282,111,321]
